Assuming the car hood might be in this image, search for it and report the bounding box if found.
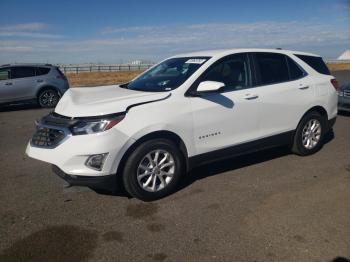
[55,85,170,117]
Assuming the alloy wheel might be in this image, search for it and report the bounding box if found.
[136,149,175,192]
[301,119,322,149]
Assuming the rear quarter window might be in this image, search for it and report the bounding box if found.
[295,54,330,75]
[36,67,51,76]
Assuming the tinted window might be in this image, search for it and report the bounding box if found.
[36,67,50,76]
[201,53,250,91]
[11,67,36,79]
[287,57,305,80]
[295,54,330,75]
[255,53,289,85]
[0,68,10,80]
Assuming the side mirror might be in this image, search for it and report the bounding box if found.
[197,81,225,93]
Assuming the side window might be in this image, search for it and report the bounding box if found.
[286,57,304,80]
[0,68,10,81]
[255,53,289,85]
[294,54,330,75]
[36,67,51,76]
[11,67,36,79]
[201,53,250,91]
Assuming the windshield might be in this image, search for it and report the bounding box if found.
[123,57,210,92]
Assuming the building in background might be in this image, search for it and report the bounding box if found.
[338,50,350,60]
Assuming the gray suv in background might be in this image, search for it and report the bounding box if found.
[0,64,69,108]
[338,82,350,112]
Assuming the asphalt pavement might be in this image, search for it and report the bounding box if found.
[0,71,349,262]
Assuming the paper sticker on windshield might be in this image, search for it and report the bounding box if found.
[185,59,206,64]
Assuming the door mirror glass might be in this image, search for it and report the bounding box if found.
[197,81,225,93]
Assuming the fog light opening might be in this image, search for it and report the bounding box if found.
[85,153,108,171]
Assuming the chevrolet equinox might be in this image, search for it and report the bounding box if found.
[26,49,338,201]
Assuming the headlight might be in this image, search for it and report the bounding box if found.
[71,115,124,135]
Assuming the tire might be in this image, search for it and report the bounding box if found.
[38,89,60,108]
[122,139,184,201]
[291,111,326,156]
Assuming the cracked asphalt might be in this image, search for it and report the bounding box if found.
[0,71,349,262]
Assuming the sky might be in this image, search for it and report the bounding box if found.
[0,0,349,64]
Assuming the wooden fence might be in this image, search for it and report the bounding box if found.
[59,64,154,74]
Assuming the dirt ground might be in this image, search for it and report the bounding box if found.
[67,71,143,87]
[66,63,350,88]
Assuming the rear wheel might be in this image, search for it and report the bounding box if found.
[292,112,325,156]
[38,89,60,108]
[122,139,183,201]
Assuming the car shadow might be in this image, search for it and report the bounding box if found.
[332,257,350,262]
[338,111,350,117]
[93,130,335,199]
[0,102,41,112]
[178,130,334,193]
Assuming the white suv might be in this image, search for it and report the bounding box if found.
[26,49,338,201]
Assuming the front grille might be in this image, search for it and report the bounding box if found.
[344,91,350,97]
[31,127,66,148]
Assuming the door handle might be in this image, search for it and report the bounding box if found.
[5,82,12,86]
[37,79,43,83]
[298,85,309,90]
[244,94,259,100]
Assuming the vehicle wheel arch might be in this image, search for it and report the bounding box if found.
[116,130,189,180]
[292,105,329,148]
[36,85,62,98]
[301,106,328,121]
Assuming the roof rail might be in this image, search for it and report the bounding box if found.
[1,63,53,67]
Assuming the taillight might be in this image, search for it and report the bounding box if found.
[331,78,339,90]
[56,75,66,80]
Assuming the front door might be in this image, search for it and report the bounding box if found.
[0,67,14,103]
[189,53,262,155]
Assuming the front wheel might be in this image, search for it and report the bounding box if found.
[122,139,183,201]
[292,112,325,156]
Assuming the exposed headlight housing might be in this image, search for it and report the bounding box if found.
[71,115,124,135]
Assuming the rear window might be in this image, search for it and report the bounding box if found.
[255,53,290,85]
[36,67,51,76]
[11,67,36,79]
[295,54,330,75]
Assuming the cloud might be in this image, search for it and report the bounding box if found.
[0,21,349,63]
[0,22,62,39]
[0,22,48,32]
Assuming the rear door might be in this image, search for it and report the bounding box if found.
[252,52,314,136]
[10,66,37,101]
